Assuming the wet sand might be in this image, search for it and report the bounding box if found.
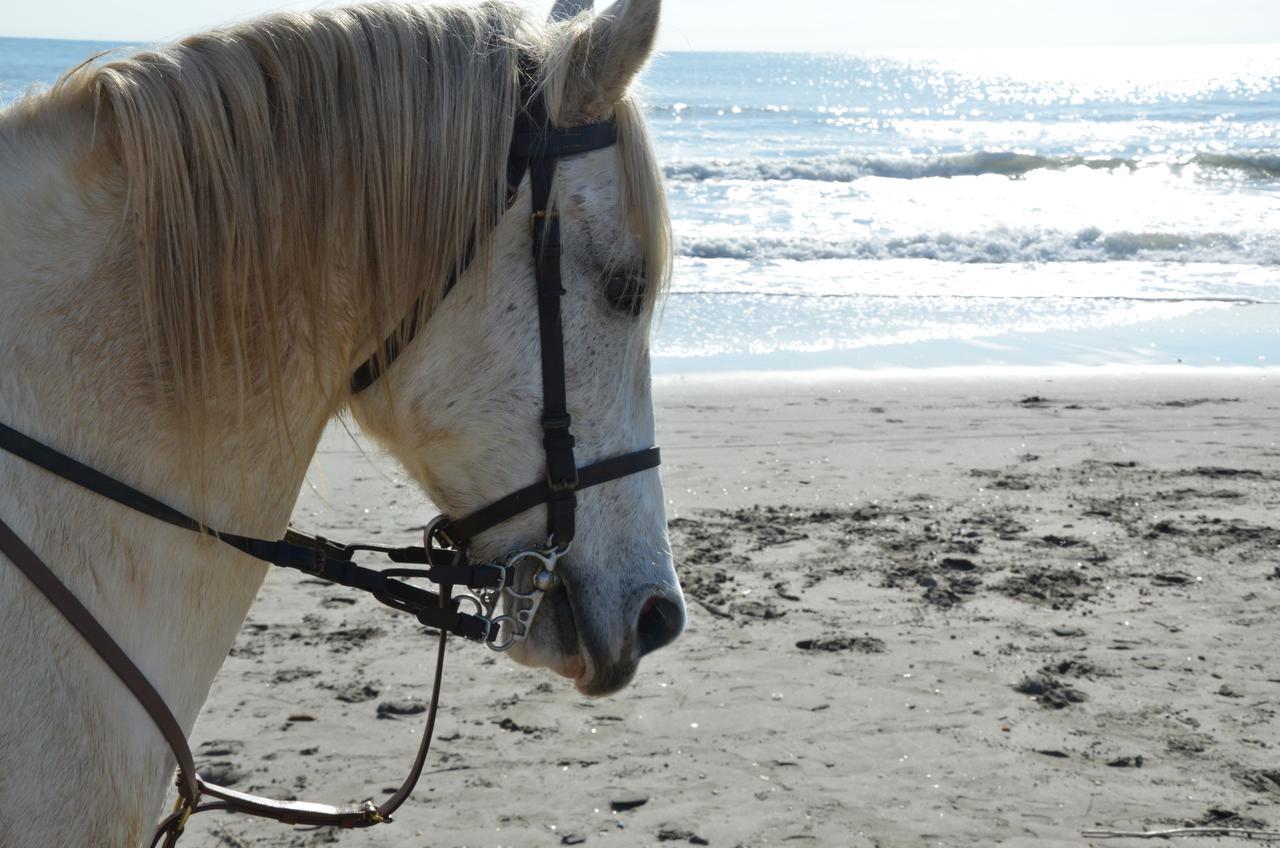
[186,369,1280,847]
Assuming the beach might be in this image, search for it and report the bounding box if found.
[183,368,1280,847]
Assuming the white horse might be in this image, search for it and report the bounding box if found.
[0,0,683,843]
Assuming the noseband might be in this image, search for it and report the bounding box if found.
[0,79,659,845]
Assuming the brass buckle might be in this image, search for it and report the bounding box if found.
[169,794,194,834]
[530,209,559,235]
[424,515,460,553]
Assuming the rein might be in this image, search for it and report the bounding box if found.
[0,79,660,845]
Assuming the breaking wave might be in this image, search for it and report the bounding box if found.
[679,228,1280,265]
[665,151,1280,183]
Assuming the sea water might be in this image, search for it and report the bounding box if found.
[645,48,1280,372]
[4,38,1278,372]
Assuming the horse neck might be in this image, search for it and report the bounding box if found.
[0,95,345,846]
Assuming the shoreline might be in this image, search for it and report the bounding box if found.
[657,362,1280,386]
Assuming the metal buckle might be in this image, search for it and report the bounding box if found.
[545,469,579,493]
[487,615,519,652]
[454,593,486,617]
[423,514,460,552]
[168,792,195,835]
[530,209,560,236]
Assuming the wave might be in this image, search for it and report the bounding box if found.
[678,228,1280,265]
[1189,152,1280,179]
[664,151,1280,183]
[669,290,1274,306]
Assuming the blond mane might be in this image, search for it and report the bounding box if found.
[13,0,670,450]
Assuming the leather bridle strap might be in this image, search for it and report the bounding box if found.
[346,89,646,552]
[524,89,580,546]
[0,515,202,813]
[0,421,492,640]
[0,511,453,846]
[0,419,655,621]
[438,446,660,546]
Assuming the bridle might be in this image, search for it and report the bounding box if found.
[0,75,659,846]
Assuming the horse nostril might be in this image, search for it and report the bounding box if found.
[636,594,685,658]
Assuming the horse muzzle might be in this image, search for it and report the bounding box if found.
[506,565,686,696]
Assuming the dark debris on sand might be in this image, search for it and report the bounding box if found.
[795,635,886,653]
[1013,675,1089,709]
[669,458,1280,622]
[995,568,1099,609]
[1234,768,1280,796]
[1182,807,1271,830]
[376,699,426,719]
[663,450,1280,829]
[1013,657,1105,708]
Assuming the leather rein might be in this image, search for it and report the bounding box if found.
[0,80,660,846]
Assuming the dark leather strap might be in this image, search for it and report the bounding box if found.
[525,89,579,546]
[344,86,653,558]
[438,446,660,546]
[508,119,618,159]
[349,297,424,395]
[0,421,209,535]
[0,422,495,640]
[348,226,476,395]
[0,422,353,572]
[0,515,202,812]
[0,510,453,845]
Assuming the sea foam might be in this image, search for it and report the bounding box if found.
[665,151,1280,184]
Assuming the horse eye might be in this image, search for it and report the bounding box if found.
[603,267,646,316]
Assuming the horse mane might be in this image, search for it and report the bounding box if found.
[68,0,532,436]
[9,1,671,458]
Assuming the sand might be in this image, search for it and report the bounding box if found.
[184,369,1280,848]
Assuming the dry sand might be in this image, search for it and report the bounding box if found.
[185,369,1280,848]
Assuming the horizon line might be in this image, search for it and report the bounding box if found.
[3,32,1280,52]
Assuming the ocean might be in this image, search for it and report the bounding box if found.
[4,37,1278,372]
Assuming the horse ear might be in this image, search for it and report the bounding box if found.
[557,0,661,121]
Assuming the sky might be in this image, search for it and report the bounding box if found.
[3,0,1280,51]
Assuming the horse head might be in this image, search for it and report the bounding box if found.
[351,0,684,696]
